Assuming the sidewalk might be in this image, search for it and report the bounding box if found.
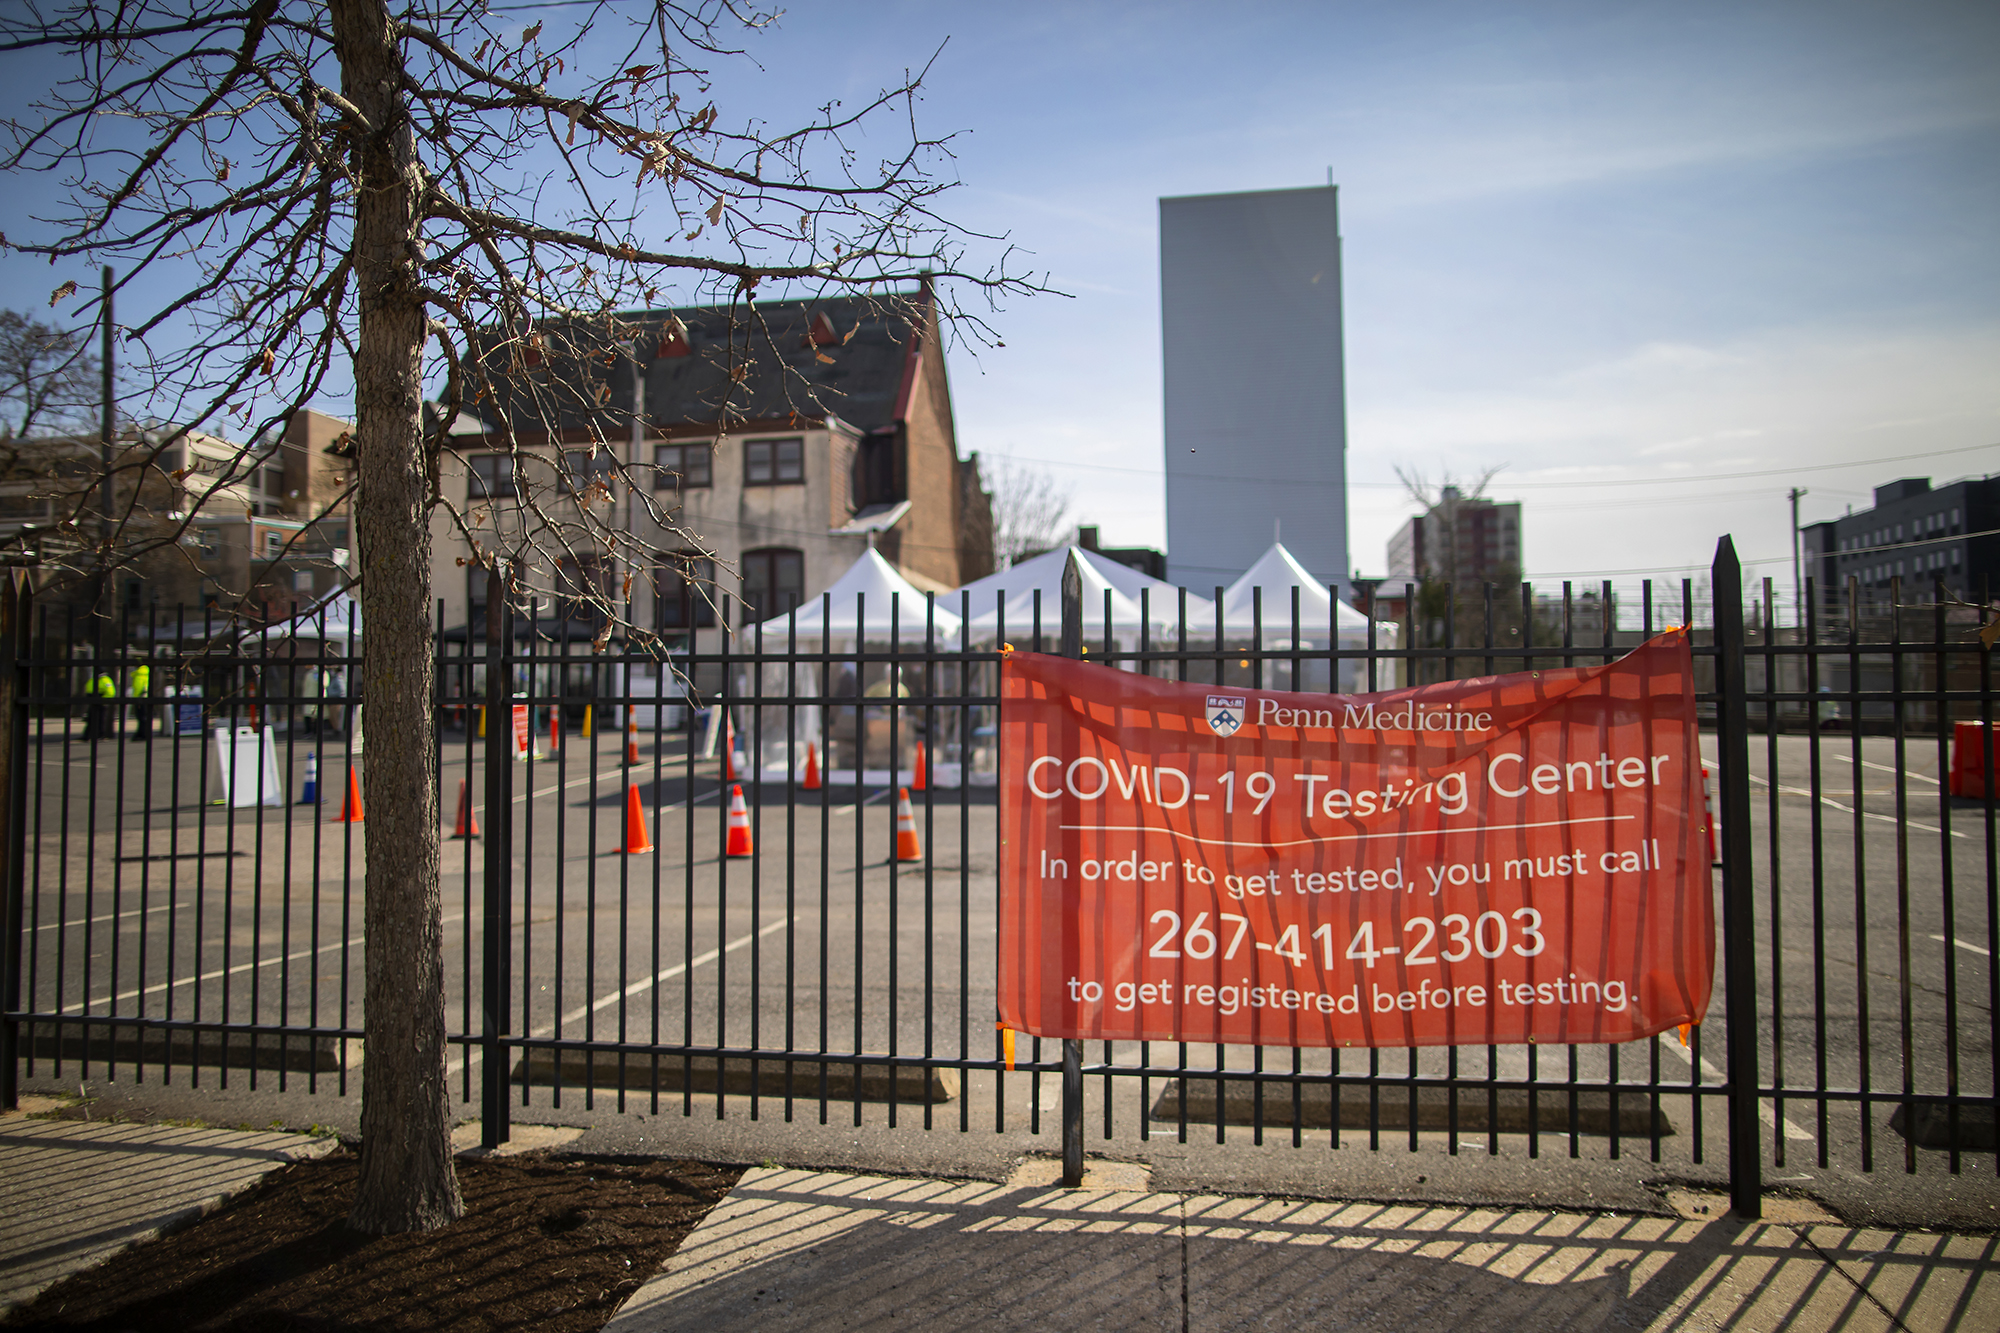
[607,1162,1999,1333]
[2,1104,1993,1331]
[0,1101,337,1315]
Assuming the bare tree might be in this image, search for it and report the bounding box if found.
[4,0,1036,1232]
[0,309,101,440]
[986,454,1071,567]
[1393,462,1504,587]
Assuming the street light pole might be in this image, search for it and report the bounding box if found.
[1788,486,1807,630]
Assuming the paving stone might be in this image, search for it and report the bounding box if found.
[1180,1192,1893,1332]
[1801,1225,2000,1333]
[0,1118,336,1314]
[606,1167,1184,1331]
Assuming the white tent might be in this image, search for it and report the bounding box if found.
[954,545,1216,642]
[745,548,964,787]
[1221,543,1375,638]
[255,590,362,649]
[1220,542,1395,691]
[752,547,964,643]
[246,590,362,744]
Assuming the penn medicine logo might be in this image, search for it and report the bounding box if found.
[1205,695,1247,738]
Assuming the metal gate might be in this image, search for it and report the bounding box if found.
[2,537,1994,1219]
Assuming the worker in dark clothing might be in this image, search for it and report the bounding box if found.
[82,669,114,739]
[130,662,152,740]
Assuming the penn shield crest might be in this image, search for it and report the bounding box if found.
[1205,694,1247,738]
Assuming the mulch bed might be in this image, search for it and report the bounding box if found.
[3,1146,742,1332]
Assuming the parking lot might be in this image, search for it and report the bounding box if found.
[9,718,1997,1227]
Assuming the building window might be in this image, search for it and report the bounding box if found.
[653,443,712,491]
[562,449,618,495]
[741,546,804,621]
[468,453,515,500]
[653,552,716,631]
[744,437,804,486]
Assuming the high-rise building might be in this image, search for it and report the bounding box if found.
[1385,488,1523,588]
[1160,185,1348,595]
[1801,475,1997,615]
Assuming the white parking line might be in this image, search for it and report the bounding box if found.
[1837,755,1939,785]
[445,915,788,1077]
[1655,1038,1815,1142]
[31,903,174,934]
[1931,933,1992,958]
[67,913,466,1012]
[1743,772,1966,839]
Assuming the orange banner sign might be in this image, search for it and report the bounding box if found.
[997,631,1713,1048]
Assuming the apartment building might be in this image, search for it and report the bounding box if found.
[437,287,991,648]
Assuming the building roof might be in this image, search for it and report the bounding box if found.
[469,292,928,440]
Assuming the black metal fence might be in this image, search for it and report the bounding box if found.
[2,538,1994,1218]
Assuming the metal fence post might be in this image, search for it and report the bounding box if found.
[481,569,513,1148]
[1059,552,1084,1187]
[0,574,30,1109]
[1711,537,1762,1218]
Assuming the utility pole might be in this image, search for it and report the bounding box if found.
[1788,487,1807,630]
[97,266,115,629]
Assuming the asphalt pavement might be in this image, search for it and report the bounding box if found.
[8,726,1997,1231]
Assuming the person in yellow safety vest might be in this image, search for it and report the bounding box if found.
[83,669,115,739]
[130,662,152,741]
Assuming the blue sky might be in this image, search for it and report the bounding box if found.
[6,0,1996,598]
[744,0,1999,592]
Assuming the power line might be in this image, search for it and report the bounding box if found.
[991,440,2000,494]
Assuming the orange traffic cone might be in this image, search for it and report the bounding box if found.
[549,710,561,753]
[724,783,754,858]
[912,741,928,792]
[615,782,653,854]
[625,716,640,764]
[451,778,479,838]
[1702,766,1716,864]
[801,741,821,790]
[454,772,480,836]
[723,717,738,781]
[894,786,921,862]
[337,767,364,823]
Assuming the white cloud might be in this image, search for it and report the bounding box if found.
[1349,322,2000,581]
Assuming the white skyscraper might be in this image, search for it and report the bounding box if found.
[1160,185,1348,595]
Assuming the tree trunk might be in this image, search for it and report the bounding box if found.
[330,0,462,1233]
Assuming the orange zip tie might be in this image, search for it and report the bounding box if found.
[1677,1023,1692,1047]
[996,1023,1016,1070]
